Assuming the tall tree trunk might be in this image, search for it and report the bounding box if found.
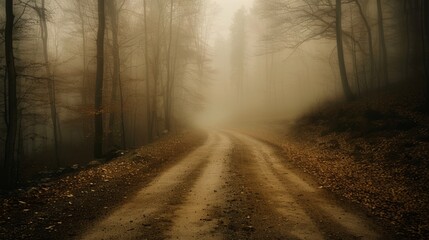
[165,0,174,132]
[422,0,429,106]
[107,0,125,149]
[377,0,389,86]
[336,0,354,101]
[78,0,88,107]
[77,0,91,141]
[151,2,163,138]
[168,18,182,132]
[404,0,410,80]
[94,0,106,159]
[4,71,8,127]
[39,0,60,166]
[143,0,152,142]
[16,109,23,184]
[3,0,18,189]
[118,72,126,148]
[355,0,376,89]
[350,11,361,96]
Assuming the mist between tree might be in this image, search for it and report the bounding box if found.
[1,0,428,188]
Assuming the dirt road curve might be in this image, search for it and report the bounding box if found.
[80,130,386,240]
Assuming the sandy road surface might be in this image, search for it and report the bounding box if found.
[80,130,387,240]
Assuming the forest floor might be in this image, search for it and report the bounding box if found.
[243,81,429,239]
[77,130,388,240]
[0,131,206,240]
[1,128,391,240]
[1,82,427,240]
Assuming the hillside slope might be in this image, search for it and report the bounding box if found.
[291,82,429,239]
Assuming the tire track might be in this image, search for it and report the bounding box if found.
[168,133,232,240]
[80,129,387,240]
[80,133,220,240]
[228,131,384,239]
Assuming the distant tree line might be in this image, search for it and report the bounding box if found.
[1,0,215,189]
[255,0,429,102]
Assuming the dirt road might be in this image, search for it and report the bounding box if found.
[80,130,387,240]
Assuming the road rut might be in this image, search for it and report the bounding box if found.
[80,130,387,239]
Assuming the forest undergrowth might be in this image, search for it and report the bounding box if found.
[246,81,429,239]
[292,82,429,239]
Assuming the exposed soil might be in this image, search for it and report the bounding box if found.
[217,131,386,240]
[80,132,232,240]
[0,131,206,240]
[79,130,387,239]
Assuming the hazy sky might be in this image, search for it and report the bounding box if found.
[212,0,254,39]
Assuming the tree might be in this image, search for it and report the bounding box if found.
[354,0,376,88]
[149,0,165,139]
[3,0,18,188]
[164,0,174,132]
[34,0,61,165]
[422,0,429,105]
[193,0,211,85]
[336,0,354,101]
[256,0,358,100]
[75,0,90,109]
[230,8,247,103]
[94,0,106,158]
[143,0,152,142]
[376,0,389,86]
[0,0,214,187]
[106,0,126,149]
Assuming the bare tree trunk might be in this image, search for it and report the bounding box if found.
[4,71,8,127]
[151,62,159,139]
[3,0,18,189]
[422,0,429,106]
[403,0,410,80]
[77,0,89,108]
[133,104,137,147]
[151,2,164,138]
[377,0,389,86]
[336,0,354,101]
[94,0,106,159]
[264,43,270,105]
[143,0,152,142]
[231,8,246,105]
[165,0,174,132]
[76,0,91,142]
[118,73,126,148]
[39,0,60,166]
[355,0,376,89]
[350,11,361,96]
[107,0,125,149]
[168,18,182,132]
[16,109,23,184]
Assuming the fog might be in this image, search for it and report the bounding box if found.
[199,1,340,127]
[1,0,425,184]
